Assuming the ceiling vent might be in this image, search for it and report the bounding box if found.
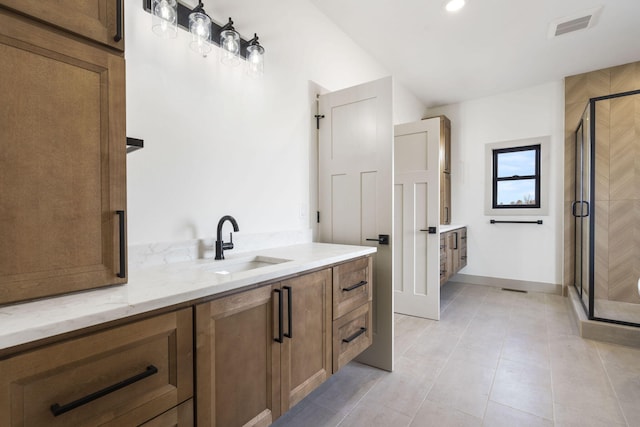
[548,6,602,38]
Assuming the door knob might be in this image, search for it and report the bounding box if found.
[419,227,437,234]
[366,234,389,245]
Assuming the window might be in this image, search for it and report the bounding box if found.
[492,145,540,208]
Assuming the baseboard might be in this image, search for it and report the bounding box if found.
[451,273,562,295]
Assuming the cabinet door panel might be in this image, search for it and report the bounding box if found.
[196,286,280,427]
[0,9,126,304]
[0,0,124,50]
[281,269,332,411]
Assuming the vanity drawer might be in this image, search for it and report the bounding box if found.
[0,308,193,427]
[332,256,372,320]
[332,302,372,373]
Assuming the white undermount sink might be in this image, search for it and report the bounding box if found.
[203,256,291,275]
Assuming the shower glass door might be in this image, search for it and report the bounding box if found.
[574,106,592,315]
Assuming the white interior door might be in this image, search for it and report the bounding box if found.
[394,119,440,320]
[318,76,394,371]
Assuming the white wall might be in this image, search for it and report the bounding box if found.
[125,0,425,245]
[428,82,564,286]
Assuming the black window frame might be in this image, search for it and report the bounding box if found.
[492,144,541,209]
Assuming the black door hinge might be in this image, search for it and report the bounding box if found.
[314,114,325,130]
[317,211,320,223]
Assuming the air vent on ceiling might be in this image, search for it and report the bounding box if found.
[548,6,602,38]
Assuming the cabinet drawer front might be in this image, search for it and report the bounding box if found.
[332,302,372,373]
[0,309,193,427]
[332,257,372,320]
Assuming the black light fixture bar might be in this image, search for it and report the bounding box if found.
[142,0,251,57]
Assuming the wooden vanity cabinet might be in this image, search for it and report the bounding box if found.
[331,257,373,373]
[0,309,193,427]
[195,269,332,427]
[0,0,124,50]
[440,227,467,285]
[0,5,127,304]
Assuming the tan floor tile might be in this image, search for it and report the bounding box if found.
[426,358,495,418]
[360,355,435,418]
[483,401,553,427]
[312,363,383,416]
[337,401,412,427]
[410,399,482,427]
[489,359,553,420]
[272,400,344,427]
[554,402,626,427]
[502,332,550,369]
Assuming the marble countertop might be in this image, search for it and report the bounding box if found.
[0,243,376,352]
[440,224,466,233]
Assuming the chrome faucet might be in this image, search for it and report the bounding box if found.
[215,215,239,260]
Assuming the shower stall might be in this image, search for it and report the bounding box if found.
[573,89,640,327]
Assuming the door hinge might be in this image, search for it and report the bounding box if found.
[317,211,320,223]
[314,114,325,130]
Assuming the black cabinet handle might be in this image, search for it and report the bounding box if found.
[453,232,458,250]
[342,280,367,292]
[50,365,157,417]
[116,210,125,278]
[274,289,283,343]
[283,286,292,339]
[114,0,123,42]
[342,327,366,343]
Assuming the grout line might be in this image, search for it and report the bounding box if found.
[595,342,631,427]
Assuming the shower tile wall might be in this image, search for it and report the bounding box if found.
[564,61,640,304]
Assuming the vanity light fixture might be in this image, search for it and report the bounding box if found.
[188,2,212,56]
[245,34,265,77]
[445,0,466,12]
[152,0,178,38]
[144,0,265,72]
[219,18,241,66]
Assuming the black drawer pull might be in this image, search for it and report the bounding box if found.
[342,280,367,292]
[50,365,158,417]
[283,286,292,339]
[117,210,126,278]
[342,327,367,343]
[114,0,123,42]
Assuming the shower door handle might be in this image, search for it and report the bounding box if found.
[572,201,590,218]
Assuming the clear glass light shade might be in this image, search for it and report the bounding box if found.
[152,0,178,38]
[189,12,212,56]
[220,29,241,66]
[246,44,265,77]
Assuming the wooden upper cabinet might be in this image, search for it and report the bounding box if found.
[0,8,127,304]
[0,0,124,50]
[440,116,451,173]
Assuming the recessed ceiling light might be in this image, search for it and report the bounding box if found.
[445,0,466,13]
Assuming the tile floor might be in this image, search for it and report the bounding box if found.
[272,282,640,427]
